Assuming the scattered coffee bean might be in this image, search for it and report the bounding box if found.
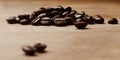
[54,18,67,26]
[74,21,88,29]
[40,17,51,25]
[93,15,104,24]
[6,16,16,24]
[108,18,118,24]
[20,19,30,25]
[22,45,35,55]
[34,43,47,52]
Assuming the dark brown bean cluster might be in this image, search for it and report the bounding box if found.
[6,5,119,29]
[22,43,47,56]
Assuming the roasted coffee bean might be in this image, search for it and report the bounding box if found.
[18,14,30,20]
[69,10,77,15]
[76,18,86,22]
[40,17,51,25]
[75,13,84,19]
[64,6,72,12]
[6,16,16,24]
[74,21,88,29]
[93,15,104,24]
[65,17,74,25]
[46,7,54,13]
[22,45,35,55]
[53,5,64,12]
[108,18,118,24]
[31,18,41,26]
[20,19,30,25]
[78,11,85,16]
[47,11,61,18]
[34,43,47,52]
[33,8,46,16]
[38,13,47,18]
[29,12,37,21]
[54,18,67,26]
[85,16,95,24]
[51,15,61,24]
[62,11,70,17]
[15,17,20,23]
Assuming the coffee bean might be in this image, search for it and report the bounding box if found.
[68,10,77,16]
[31,17,41,26]
[54,18,67,26]
[18,14,30,20]
[85,16,95,24]
[51,15,61,24]
[78,11,85,16]
[53,5,64,12]
[108,18,118,24]
[62,11,70,17]
[40,17,51,25]
[20,19,30,25]
[46,7,54,13]
[22,45,35,55]
[65,17,74,25]
[33,8,46,16]
[75,13,84,19]
[15,17,20,23]
[38,13,47,18]
[6,16,16,24]
[65,6,72,12]
[76,18,86,22]
[34,43,47,52]
[74,21,88,29]
[93,15,104,24]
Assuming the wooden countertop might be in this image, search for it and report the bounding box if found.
[0,1,120,60]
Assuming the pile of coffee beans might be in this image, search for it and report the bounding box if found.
[6,5,119,29]
[22,43,47,56]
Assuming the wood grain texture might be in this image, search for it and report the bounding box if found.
[0,1,120,60]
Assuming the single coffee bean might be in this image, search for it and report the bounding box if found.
[46,7,54,13]
[78,11,85,16]
[75,13,84,19]
[22,45,35,55]
[47,11,61,18]
[74,21,88,29]
[85,16,95,24]
[34,43,47,52]
[31,17,41,26]
[6,16,16,24]
[62,11,70,17]
[53,5,64,12]
[93,15,104,24]
[51,15,61,24]
[76,18,86,22]
[20,19,30,25]
[33,8,46,16]
[54,18,67,26]
[18,14,30,20]
[38,13,47,18]
[40,17,51,25]
[65,17,74,25]
[108,18,118,24]
[64,6,72,12]
[29,12,37,21]
[15,17,20,23]
[69,10,77,15]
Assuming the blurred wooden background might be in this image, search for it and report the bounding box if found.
[0,0,120,60]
